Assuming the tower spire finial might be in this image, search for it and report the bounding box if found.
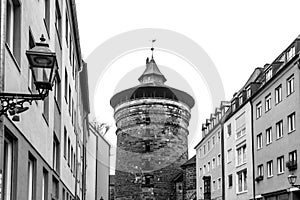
[150,39,156,59]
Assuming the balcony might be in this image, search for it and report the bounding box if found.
[286,160,297,171]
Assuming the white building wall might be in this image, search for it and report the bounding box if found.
[224,102,254,200]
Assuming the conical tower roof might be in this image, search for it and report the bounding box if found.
[138,56,167,85]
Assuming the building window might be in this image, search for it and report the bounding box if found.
[53,134,60,172]
[232,100,236,112]
[237,169,247,193]
[236,127,246,139]
[62,189,65,200]
[287,75,294,96]
[218,131,220,141]
[54,74,61,108]
[218,178,221,190]
[212,158,215,169]
[288,112,296,133]
[28,154,36,200]
[257,133,263,150]
[265,94,271,112]
[287,46,295,61]
[68,137,71,166]
[276,120,283,139]
[63,128,67,159]
[228,174,233,188]
[212,136,215,146]
[52,176,59,200]
[275,85,282,104]
[64,69,68,102]
[144,141,151,152]
[227,123,232,137]
[257,164,263,177]
[237,145,246,166]
[71,146,73,172]
[42,169,48,200]
[207,162,211,172]
[267,160,273,177]
[44,0,50,34]
[68,86,71,114]
[55,0,62,41]
[65,12,69,44]
[256,102,262,119]
[217,154,221,166]
[203,165,206,175]
[289,151,297,162]
[203,144,206,155]
[265,68,273,82]
[239,94,243,105]
[227,149,232,163]
[277,156,285,174]
[246,86,251,98]
[266,127,272,145]
[212,180,216,192]
[3,134,15,200]
[6,0,21,60]
[207,141,210,151]
[43,94,49,123]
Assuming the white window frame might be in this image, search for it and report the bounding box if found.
[276,120,283,139]
[288,112,296,133]
[257,133,263,150]
[287,75,294,96]
[266,127,272,145]
[277,156,285,174]
[236,145,246,166]
[267,160,273,177]
[265,94,272,112]
[257,164,263,177]
[237,169,247,193]
[275,85,282,104]
[256,102,262,119]
[227,149,232,163]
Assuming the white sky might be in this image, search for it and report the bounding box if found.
[76,0,300,173]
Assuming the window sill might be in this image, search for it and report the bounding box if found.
[277,172,285,176]
[5,43,21,73]
[265,109,271,113]
[266,142,272,146]
[267,175,273,179]
[287,91,294,98]
[275,101,282,106]
[237,190,248,195]
[236,162,247,168]
[288,130,296,134]
[276,136,283,141]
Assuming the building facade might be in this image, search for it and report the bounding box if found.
[0,0,90,200]
[181,155,196,200]
[86,123,111,200]
[252,36,300,200]
[223,68,262,200]
[110,55,195,200]
[195,101,229,200]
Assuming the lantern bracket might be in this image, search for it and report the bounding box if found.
[0,92,47,116]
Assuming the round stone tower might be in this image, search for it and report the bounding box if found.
[110,53,194,200]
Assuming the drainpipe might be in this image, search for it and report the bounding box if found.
[0,1,6,200]
[250,101,256,200]
[221,123,225,200]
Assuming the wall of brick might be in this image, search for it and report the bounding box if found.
[114,98,192,200]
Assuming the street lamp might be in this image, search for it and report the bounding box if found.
[288,174,300,187]
[0,34,57,116]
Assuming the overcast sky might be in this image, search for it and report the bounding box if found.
[76,0,300,173]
